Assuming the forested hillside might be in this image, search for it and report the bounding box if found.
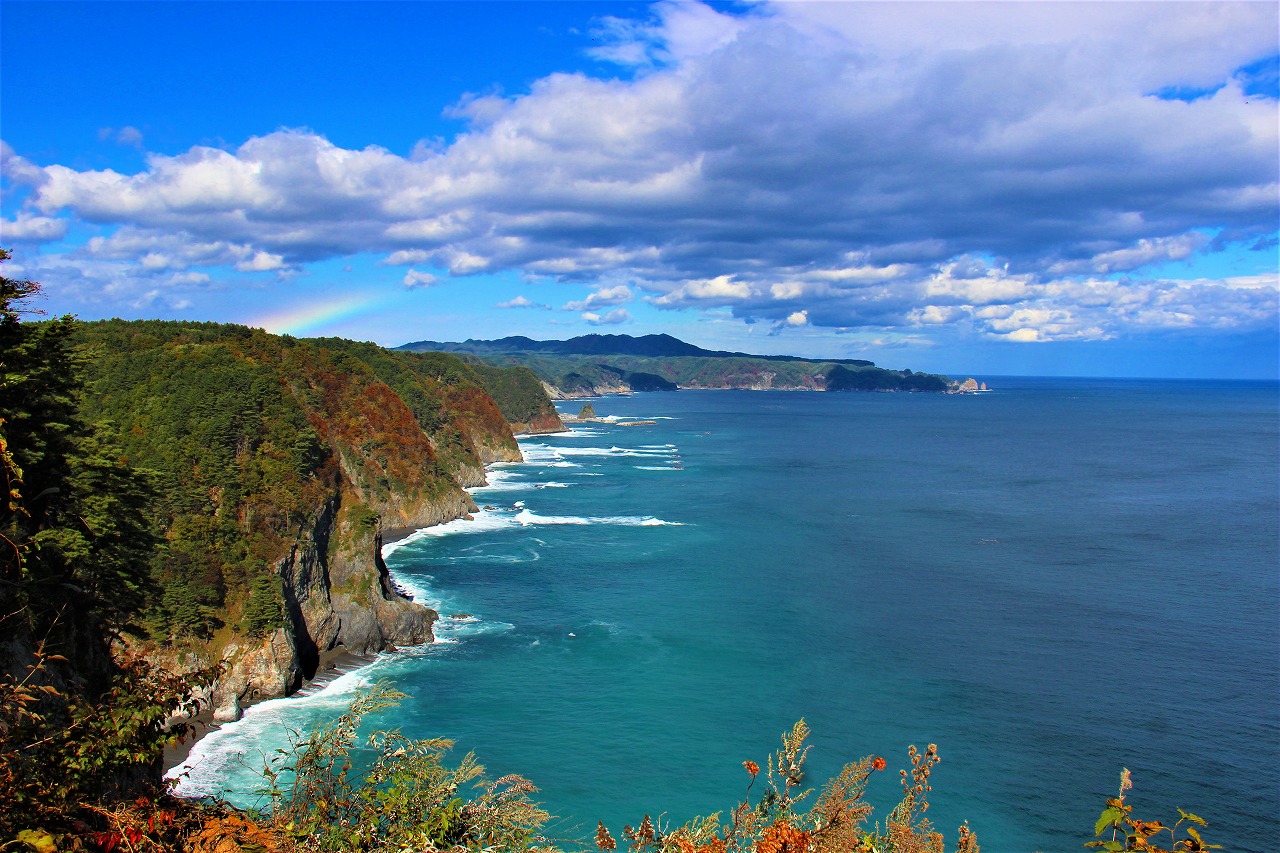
[2,278,566,744]
[70,324,496,640]
[398,334,951,395]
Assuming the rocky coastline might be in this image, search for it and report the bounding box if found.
[161,521,437,772]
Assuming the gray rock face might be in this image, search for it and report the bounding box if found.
[212,693,242,723]
[206,483,470,709]
[212,628,302,710]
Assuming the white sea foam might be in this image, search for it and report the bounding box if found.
[392,573,436,603]
[519,445,581,468]
[547,446,616,457]
[514,509,683,527]
[634,465,680,471]
[548,445,673,458]
[470,469,537,493]
[434,616,515,640]
[381,509,516,565]
[167,663,379,799]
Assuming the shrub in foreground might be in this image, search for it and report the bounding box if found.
[2,676,1223,852]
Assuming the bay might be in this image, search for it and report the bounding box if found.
[172,378,1280,852]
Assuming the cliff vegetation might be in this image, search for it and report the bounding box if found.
[61,319,549,709]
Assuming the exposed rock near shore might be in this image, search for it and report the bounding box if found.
[512,408,567,435]
[561,415,659,427]
[184,482,467,713]
[947,378,991,394]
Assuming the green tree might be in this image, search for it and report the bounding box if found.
[1,251,158,672]
[242,569,284,636]
[0,250,200,839]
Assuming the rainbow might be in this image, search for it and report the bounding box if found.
[250,293,385,337]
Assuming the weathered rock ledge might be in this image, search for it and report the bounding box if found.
[164,483,475,721]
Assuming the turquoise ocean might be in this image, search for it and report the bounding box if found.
[170,378,1280,852]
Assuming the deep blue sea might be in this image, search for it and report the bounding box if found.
[171,378,1280,852]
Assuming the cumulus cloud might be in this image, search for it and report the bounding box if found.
[2,250,216,312]
[80,228,291,274]
[498,295,550,309]
[236,251,286,272]
[2,1,1276,338]
[381,249,432,266]
[1,212,67,242]
[403,269,439,289]
[562,284,632,311]
[650,275,752,306]
[583,308,630,325]
[1047,234,1212,276]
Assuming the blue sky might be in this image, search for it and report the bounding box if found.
[2,1,1277,379]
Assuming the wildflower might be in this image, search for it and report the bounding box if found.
[744,760,760,777]
[872,756,887,772]
[756,820,810,853]
[597,822,618,852]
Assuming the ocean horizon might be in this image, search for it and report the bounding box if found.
[169,377,1280,852]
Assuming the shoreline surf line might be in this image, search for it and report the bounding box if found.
[162,646,378,777]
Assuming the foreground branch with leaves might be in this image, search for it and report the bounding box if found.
[597,722,967,853]
[252,681,558,853]
[1,676,1226,853]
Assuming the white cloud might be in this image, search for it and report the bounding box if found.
[0,212,67,242]
[97,126,144,148]
[651,275,752,306]
[497,295,550,309]
[562,284,633,311]
[117,126,144,148]
[583,308,630,325]
[1048,234,1212,276]
[910,305,968,326]
[3,1,1275,342]
[381,249,432,266]
[403,269,439,289]
[236,251,286,272]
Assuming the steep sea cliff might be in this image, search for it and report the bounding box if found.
[60,321,565,720]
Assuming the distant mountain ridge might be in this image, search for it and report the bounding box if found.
[397,333,950,396]
[401,333,876,366]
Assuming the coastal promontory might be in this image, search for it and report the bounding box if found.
[3,319,565,720]
[398,333,952,396]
